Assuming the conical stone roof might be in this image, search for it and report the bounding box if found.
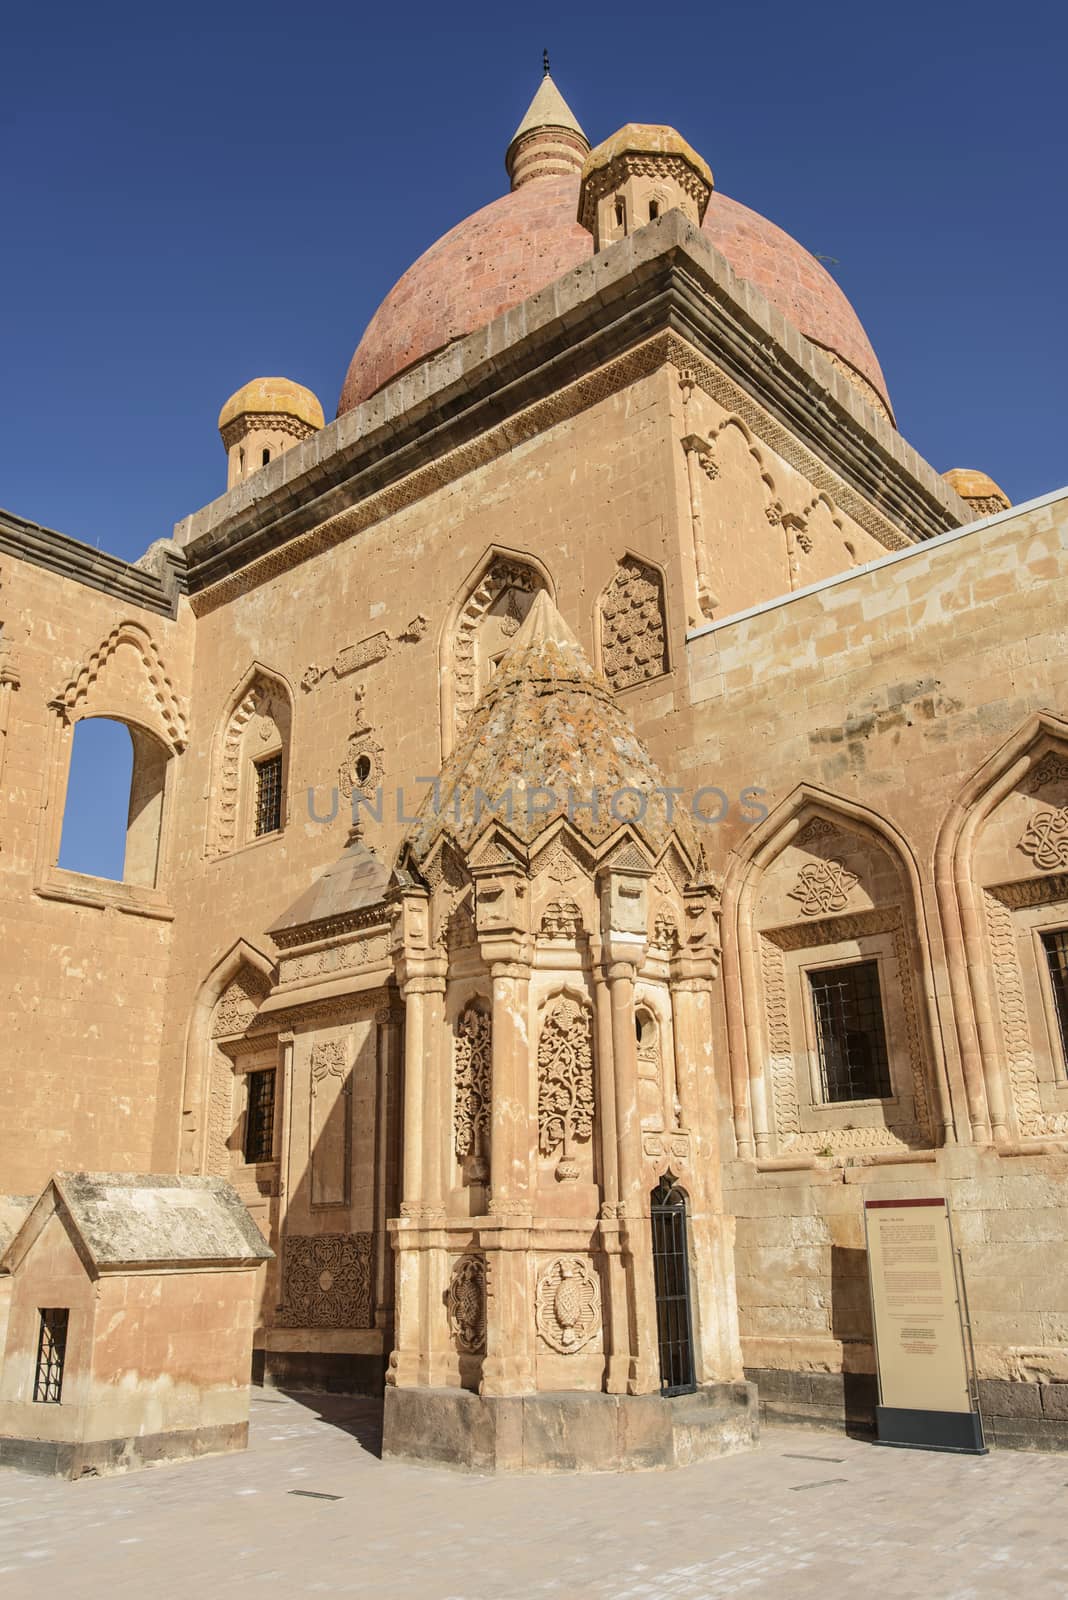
[405,593,696,866]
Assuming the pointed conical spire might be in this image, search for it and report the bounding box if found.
[403,591,698,862]
[505,69,590,191]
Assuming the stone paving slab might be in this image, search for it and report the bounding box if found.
[0,1390,1063,1599]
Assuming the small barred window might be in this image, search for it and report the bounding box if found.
[244,1068,277,1163]
[254,752,283,837]
[33,1308,69,1404]
[809,960,891,1103]
[1041,930,1068,1074]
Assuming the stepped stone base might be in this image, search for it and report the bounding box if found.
[383,1382,758,1473]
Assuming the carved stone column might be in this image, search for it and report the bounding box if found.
[472,858,536,1398]
[388,890,449,1388]
[599,857,659,1396]
[0,661,20,796]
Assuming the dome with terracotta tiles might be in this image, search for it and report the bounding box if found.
[337,79,892,423]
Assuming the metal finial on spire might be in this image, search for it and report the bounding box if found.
[543,48,550,76]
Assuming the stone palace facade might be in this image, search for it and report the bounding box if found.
[1,71,1066,1467]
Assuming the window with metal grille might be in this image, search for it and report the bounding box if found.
[809,960,891,1103]
[254,752,283,837]
[1041,930,1068,1074]
[651,1177,696,1396]
[244,1068,276,1163]
[33,1308,69,1403]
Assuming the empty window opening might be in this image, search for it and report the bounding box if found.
[648,199,660,221]
[58,717,168,885]
[1042,930,1068,1073]
[614,196,626,231]
[809,960,891,1102]
[238,446,246,477]
[354,754,372,786]
[254,752,283,837]
[244,1068,277,1163]
[34,1308,69,1403]
[261,447,271,467]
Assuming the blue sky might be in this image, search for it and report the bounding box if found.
[8,1,1066,876]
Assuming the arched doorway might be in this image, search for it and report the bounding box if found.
[650,1176,697,1396]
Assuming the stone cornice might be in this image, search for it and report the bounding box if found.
[0,509,187,618]
[176,212,969,610]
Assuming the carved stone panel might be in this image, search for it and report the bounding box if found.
[1019,808,1068,872]
[454,1005,491,1180]
[310,1040,351,1209]
[278,1233,373,1327]
[535,1257,601,1353]
[447,1254,486,1354]
[537,995,594,1181]
[789,858,858,916]
[599,556,669,691]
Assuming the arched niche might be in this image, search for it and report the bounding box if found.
[439,548,554,755]
[936,713,1068,1145]
[722,789,947,1159]
[178,940,276,1175]
[208,664,293,858]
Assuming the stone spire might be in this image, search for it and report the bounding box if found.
[505,70,590,191]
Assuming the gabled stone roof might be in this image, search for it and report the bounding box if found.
[1,1173,272,1274]
[267,836,393,944]
[404,592,697,866]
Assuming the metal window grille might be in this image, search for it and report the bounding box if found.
[650,1177,696,1396]
[1041,930,1068,1075]
[244,1068,276,1163]
[33,1308,69,1403]
[254,752,283,837]
[809,960,892,1103]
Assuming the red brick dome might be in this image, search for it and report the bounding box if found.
[337,175,892,420]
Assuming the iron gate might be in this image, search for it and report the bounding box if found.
[650,1176,697,1396]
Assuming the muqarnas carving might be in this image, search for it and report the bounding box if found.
[279,1233,373,1328]
[535,1256,601,1353]
[454,1004,491,1182]
[599,556,668,691]
[537,994,594,1182]
[447,1254,486,1354]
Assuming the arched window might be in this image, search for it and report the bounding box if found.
[209,667,293,857]
[442,551,553,753]
[261,447,271,467]
[58,716,169,887]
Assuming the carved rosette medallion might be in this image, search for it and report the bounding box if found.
[789,858,858,916]
[537,995,594,1181]
[1019,807,1068,871]
[447,1254,486,1354]
[535,1257,601,1354]
[278,1233,373,1328]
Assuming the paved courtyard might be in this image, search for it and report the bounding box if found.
[0,1389,1064,1599]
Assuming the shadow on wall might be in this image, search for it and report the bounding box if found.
[830,1244,878,1434]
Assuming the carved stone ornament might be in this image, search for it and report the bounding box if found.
[454,1005,491,1175]
[212,969,269,1038]
[1026,753,1068,795]
[599,556,669,691]
[535,1256,601,1354]
[1019,807,1068,872]
[537,995,595,1180]
[447,1254,486,1354]
[278,1233,373,1328]
[789,857,858,916]
[540,898,583,938]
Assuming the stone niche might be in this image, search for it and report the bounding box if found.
[0,1172,271,1479]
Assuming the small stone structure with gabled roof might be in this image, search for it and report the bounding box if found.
[0,1174,271,1478]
